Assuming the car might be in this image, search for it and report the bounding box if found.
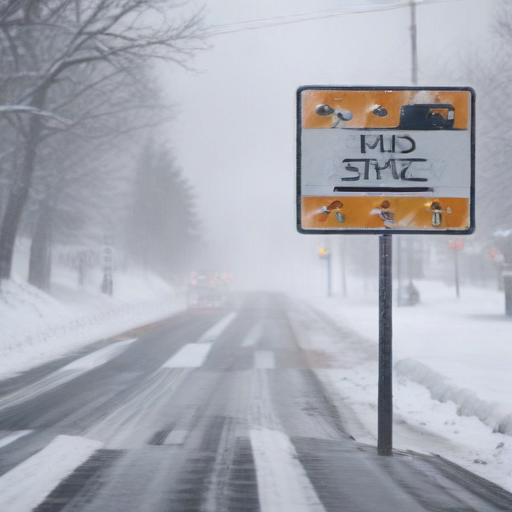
[187,271,230,309]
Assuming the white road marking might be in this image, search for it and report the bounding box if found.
[0,435,103,512]
[255,351,275,369]
[250,428,326,512]
[85,368,190,448]
[161,343,213,368]
[164,429,189,445]
[197,312,237,342]
[61,338,137,371]
[0,339,137,412]
[0,430,32,449]
[242,322,263,347]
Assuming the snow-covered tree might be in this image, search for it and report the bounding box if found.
[126,140,201,279]
[22,59,174,289]
[0,0,205,281]
[466,3,512,234]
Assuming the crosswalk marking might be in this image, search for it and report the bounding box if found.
[250,428,326,512]
[255,351,275,369]
[161,343,213,368]
[0,430,32,449]
[197,312,237,342]
[61,338,137,371]
[242,322,263,347]
[0,435,102,512]
[0,339,137,412]
[164,429,189,445]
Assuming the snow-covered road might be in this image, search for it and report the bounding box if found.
[2,253,512,504]
[1,292,510,512]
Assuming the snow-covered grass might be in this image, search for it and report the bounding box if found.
[0,241,185,380]
[302,278,512,492]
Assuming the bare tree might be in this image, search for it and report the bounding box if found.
[22,58,178,288]
[21,132,130,289]
[0,0,205,281]
[463,1,512,249]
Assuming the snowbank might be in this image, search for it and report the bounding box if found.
[0,267,185,380]
[395,358,512,436]
[302,278,512,492]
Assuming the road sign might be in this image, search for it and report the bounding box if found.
[449,240,464,251]
[297,86,475,234]
[488,247,502,260]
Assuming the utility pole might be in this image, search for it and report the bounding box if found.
[410,0,418,85]
[402,0,420,305]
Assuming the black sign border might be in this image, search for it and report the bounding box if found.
[296,85,476,235]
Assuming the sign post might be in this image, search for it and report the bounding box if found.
[449,239,465,298]
[297,86,475,455]
[319,247,332,297]
[378,234,393,454]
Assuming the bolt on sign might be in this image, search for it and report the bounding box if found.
[296,86,475,234]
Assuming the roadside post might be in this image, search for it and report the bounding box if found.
[318,247,332,297]
[449,239,464,298]
[504,264,512,316]
[487,247,504,291]
[493,232,512,315]
[296,86,475,455]
[101,229,113,296]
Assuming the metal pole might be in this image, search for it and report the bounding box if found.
[341,240,347,297]
[504,264,512,316]
[407,237,414,287]
[410,0,418,85]
[454,249,460,298]
[378,234,393,455]
[395,1,417,307]
[396,236,403,306]
[327,252,332,297]
[403,0,420,306]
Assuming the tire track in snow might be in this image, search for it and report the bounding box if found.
[0,339,137,412]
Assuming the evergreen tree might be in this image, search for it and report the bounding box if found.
[127,141,201,279]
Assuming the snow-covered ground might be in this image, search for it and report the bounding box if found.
[301,278,512,493]
[2,243,511,493]
[1,241,185,380]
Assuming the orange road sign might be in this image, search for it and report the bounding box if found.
[297,86,475,235]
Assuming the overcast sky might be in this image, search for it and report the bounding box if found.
[160,0,494,292]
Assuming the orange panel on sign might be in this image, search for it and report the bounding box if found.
[301,89,470,130]
[301,196,470,231]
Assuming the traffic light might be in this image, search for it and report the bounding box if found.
[318,247,330,258]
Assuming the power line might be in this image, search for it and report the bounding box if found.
[207,0,464,36]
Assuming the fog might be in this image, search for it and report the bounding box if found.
[2,3,512,507]
[162,0,493,292]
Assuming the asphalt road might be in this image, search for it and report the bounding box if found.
[0,292,511,512]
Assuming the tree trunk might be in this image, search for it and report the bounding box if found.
[0,142,38,279]
[0,90,46,281]
[28,203,52,291]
